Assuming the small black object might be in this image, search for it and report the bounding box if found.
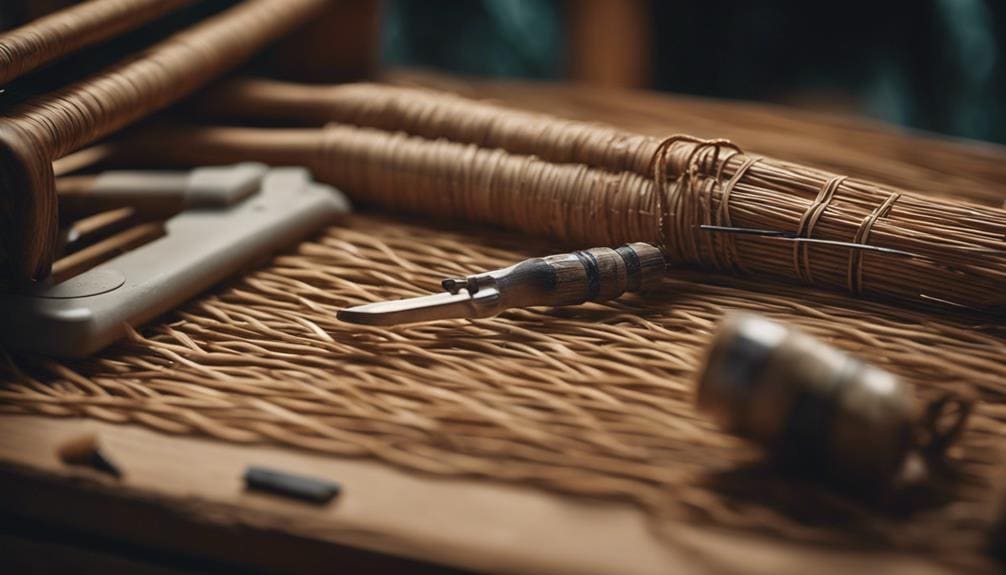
[57,433,122,478]
[89,450,123,478]
[243,466,341,504]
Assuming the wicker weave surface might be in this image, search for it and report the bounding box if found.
[2,213,1004,562]
[2,81,1006,568]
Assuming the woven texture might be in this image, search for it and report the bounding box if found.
[3,78,1006,569]
[2,213,1003,566]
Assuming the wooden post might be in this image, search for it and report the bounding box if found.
[567,0,651,89]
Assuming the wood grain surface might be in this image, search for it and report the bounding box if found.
[0,416,955,574]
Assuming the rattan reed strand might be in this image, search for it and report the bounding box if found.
[0,0,329,283]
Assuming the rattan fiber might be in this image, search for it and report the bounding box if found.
[2,214,1002,566]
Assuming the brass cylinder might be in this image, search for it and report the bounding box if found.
[696,314,918,484]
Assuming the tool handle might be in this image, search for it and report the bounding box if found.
[497,242,665,309]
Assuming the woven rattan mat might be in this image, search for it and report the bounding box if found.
[1,211,1003,566]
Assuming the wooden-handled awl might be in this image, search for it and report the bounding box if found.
[337,243,666,326]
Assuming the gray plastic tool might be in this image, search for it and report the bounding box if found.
[58,163,270,217]
[0,167,350,357]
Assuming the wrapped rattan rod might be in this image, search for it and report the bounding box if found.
[105,123,1006,313]
[197,78,1006,209]
[0,0,196,86]
[190,79,1006,302]
[195,78,662,177]
[0,0,328,285]
[189,78,1006,214]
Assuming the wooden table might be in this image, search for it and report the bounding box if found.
[0,415,960,574]
[2,76,1003,574]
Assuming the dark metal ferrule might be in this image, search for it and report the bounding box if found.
[616,244,642,292]
[573,249,602,301]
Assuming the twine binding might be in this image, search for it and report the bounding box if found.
[792,176,846,284]
[848,192,901,296]
[714,156,761,274]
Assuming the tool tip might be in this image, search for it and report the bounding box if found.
[336,307,396,326]
[337,289,498,326]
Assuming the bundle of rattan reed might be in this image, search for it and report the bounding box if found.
[102,78,1005,313]
[0,0,328,284]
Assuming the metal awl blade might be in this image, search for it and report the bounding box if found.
[336,243,666,327]
[337,288,502,326]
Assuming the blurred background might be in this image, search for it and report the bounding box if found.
[4,0,1005,144]
[383,0,1006,144]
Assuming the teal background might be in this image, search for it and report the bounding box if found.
[383,0,1006,145]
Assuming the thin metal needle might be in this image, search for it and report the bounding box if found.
[699,225,921,258]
